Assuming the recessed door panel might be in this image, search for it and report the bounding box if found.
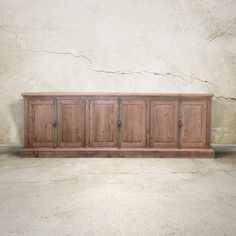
[29,99,54,147]
[150,100,178,148]
[120,99,147,148]
[58,99,86,147]
[180,100,207,148]
[90,99,117,147]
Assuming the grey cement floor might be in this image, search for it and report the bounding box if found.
[0,153,236,236]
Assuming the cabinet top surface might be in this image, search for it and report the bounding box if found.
[21,92,213,97]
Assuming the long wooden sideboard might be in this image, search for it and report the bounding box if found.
[21,93,214,158]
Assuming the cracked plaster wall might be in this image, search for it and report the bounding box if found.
[0,0,236,144]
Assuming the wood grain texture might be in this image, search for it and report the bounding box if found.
[89,99,118,147]
[21,92,213,97]
[21,148,214,158]
[150,99,178,148]
[180,100,207,148]
[22,93,214,158]
[120,99,147,148]
[85,99,90,147]
[28,99,54,147]
[23,97,29,147]
[206,98,212,148]
[58,99,86,147]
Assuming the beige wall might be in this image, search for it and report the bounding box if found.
[0,0,236,144]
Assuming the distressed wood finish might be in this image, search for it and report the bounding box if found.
[22,148,214,158]
[57,99,86,147]
[23,96,29,147]
[180,100,207,148]
[28,99,54,147]
[89,99,118,147]
[150,99,178,148]
[120,99,147,148]
[21,93,214,158]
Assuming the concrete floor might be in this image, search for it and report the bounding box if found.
[0,153,236,236]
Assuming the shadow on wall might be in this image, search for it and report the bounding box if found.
[212,98,236,144]
[10,99,24,145]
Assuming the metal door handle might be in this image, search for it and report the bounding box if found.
[178,119,183,128]
[52,120,57,127]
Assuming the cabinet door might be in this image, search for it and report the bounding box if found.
[58,99,86,147]
[29,99,54,147]
[120,99,147,148]
[180,100,207,148]
[89,99,118,147]
[150,100,178,148]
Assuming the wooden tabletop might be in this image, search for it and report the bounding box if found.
[21,92,213,97]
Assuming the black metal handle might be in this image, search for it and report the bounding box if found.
[178,119,183,128]
[52,119,57,127]
[118,120,122,128]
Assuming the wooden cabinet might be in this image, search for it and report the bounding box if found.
[57,99,86,148]
[120,99,147,148]
[28,99,54,147]
[89,99,117,147]
[180,100,207,148]
[21,93,214,158]
[150,99,178,148]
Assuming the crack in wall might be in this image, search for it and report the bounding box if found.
[189,75,217,87]
[208,20,236,42]
[92,69,220,90]
[92,69,178,78]
[214,96,236,116]
[16,49,93,64]
[214,96,236,101]
[14,48,236,102]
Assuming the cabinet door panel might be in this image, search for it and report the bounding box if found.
[29,99,54,147]
[58,99,86,147]
[150,100,178,148]
[180,100,207,148]
[120,100,146,147]
[90,100,117,147]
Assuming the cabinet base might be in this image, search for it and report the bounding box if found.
[21,148,214,158]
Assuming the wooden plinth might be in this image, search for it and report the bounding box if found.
[21,148,214,158]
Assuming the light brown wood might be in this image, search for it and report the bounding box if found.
[28,99,54,147]
[180,100,207,148]
[21,92,213,97]
[146,98,150,147]
[89,99,118,147]
[150,99,178,148]
[206,98,212,148]
[22,93,214,158]
[57,99,86,147]
[24,97,29,147]
[120,99,147,148]
[21,148,214,158]
[85,99,90,147]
